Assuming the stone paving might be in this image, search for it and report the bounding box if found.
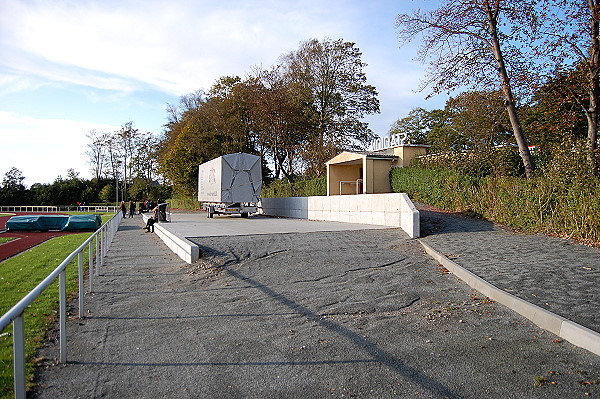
[417,203,600,334]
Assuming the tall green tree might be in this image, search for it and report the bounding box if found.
[445,91,512,149]
[246,66,313,180]
[396,0,537,178]
[159,78,255,196]
[283,38,380,175]
[522,70,588,149]
[388,107,449,146]
[0,167,28,205]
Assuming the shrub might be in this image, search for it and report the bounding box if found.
[262,177,326,198]
[391,166,600,243]
[414,146,524,178]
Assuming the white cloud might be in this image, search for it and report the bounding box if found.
[0,111,120,185]
[0,0,357,95]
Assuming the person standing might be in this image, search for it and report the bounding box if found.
[120,201,127,218]
[129,200,136,218]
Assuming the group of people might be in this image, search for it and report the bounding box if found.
[118,199,165,233]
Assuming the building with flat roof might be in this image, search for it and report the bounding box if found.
[326,141,429,196]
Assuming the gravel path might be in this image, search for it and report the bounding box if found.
[31,216,600,398]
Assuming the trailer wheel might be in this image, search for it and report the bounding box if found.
[240,212,248,218]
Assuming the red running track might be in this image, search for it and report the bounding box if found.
[0,213,79,262]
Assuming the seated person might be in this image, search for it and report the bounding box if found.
[144,217,155,233]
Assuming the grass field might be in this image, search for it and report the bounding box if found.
[0,213,112,398]
[0,238,15,245]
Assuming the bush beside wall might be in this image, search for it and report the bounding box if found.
[168,196,201,211]
[391,167,600,243]
[262,177,327,198]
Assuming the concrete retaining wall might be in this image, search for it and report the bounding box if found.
[142,214,200,264]
[261,193,419,238]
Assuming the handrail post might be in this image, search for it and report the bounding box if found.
[78,252,84,319]
[100,226,106,266]
[13,313,26,399]
[95,234,100,276]
[102,225,107,263]
[59,270,67,364]
[88,241,94,292]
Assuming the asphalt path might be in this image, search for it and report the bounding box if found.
[31,216,600,398]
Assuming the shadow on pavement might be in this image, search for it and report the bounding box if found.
[218,261,462,399]
[418,206,496,238]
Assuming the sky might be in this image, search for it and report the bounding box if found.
[0,0,446,186]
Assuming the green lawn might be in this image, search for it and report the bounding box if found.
[0,238,15,245]
[0,213,113,398]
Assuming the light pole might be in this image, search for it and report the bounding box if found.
[115,160,122,206]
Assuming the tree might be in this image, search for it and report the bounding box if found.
[0,167,28,205]
[245,66,313,180]
[445,91,512,149]
[116,121,141,201]
[536,1,600,175]
[522,70,587,149]
[2,167,25,187]
[85,129,110,180]
[388,107,448,145]
[396,0,536,178]
[283,38,380,175]
[99,184,115,204]
[87,122,159,202]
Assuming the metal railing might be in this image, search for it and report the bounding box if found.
[0,206,59,213]
[0,211,123,399]
[0,205,119,213]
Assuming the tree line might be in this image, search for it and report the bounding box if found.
[158,38,380,196]
[5,1,598,205]
[85,121,170,202]
[0,166,171,207]
[389,73,589,177]
[161,1,600,198]
[0,122,171,206]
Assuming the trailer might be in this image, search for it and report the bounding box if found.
[198,153,262,218]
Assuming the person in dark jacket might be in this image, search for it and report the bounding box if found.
[120,201,127,218]
[144,217,155,233]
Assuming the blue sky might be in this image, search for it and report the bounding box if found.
[0,0,446,185]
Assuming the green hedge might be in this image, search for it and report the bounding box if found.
[391,167,600,243]
[262,177,327,198]
[168,196,201,211]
